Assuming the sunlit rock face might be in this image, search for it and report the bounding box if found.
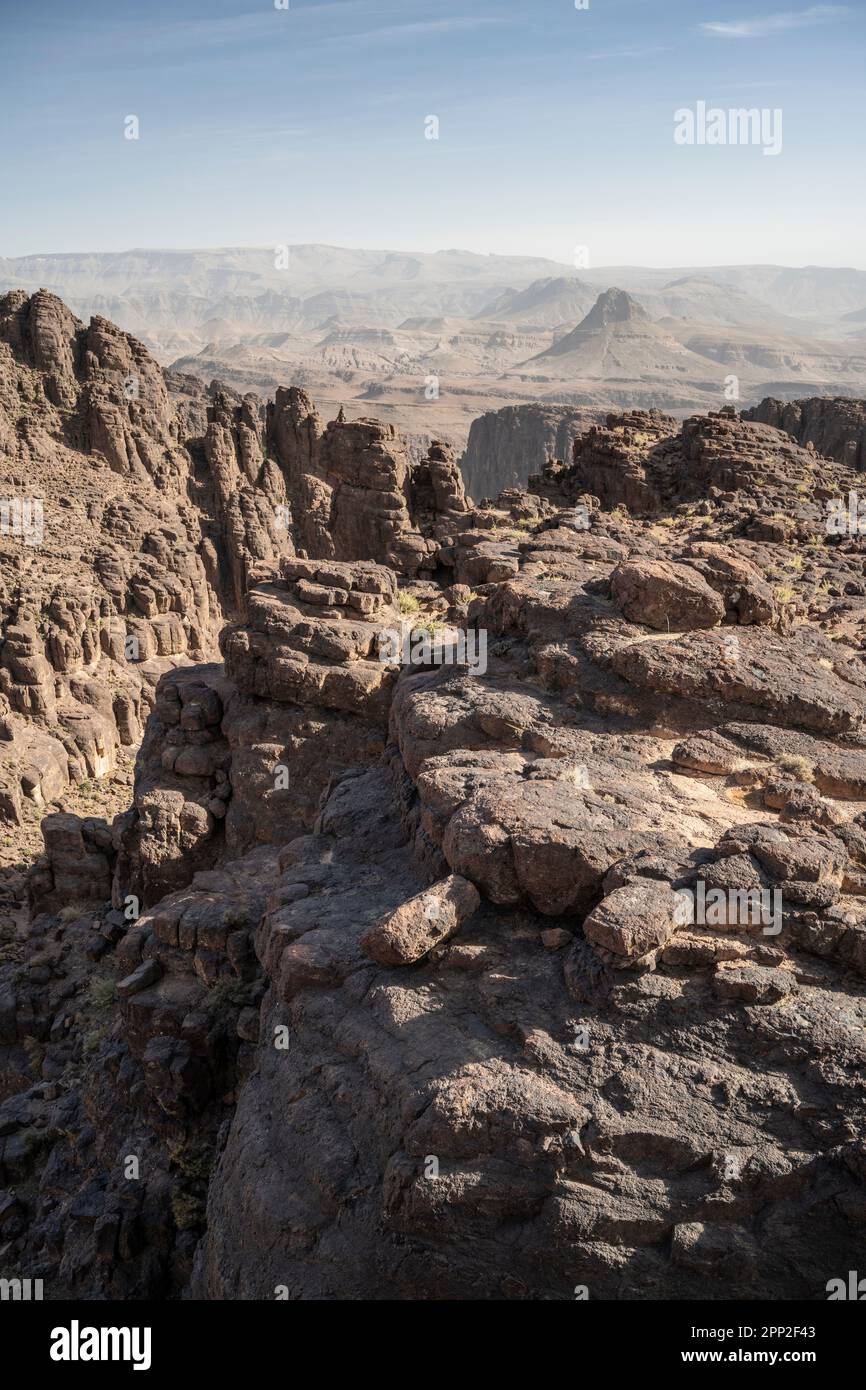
[3,297,866,1301]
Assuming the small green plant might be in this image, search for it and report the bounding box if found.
[397,591,420,615]
[82,1025,108,1055]
[87,976,117,1012]
[169,1141,213,1182]
[170,1187,206,1231]
[204,976,248,1018]
[774,584,796,605]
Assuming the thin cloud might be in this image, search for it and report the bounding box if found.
[700,5,850,39]
[361,18,507,42]
[585,45,674,61]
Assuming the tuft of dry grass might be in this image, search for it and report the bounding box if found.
[58,901,92,923]
[774,753,816,784]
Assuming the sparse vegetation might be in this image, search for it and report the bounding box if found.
[774,753,816,783]
[203,976,249,1019]
[397,591,420,615]
[58,901,91,923]
[170,1187,206,1231]
[87,976,117,1012]
[169,1141,213,1182]
[82,1025,108,1055]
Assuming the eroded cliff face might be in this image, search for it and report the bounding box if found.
[460,403,604,501]
[0,291,469,852]
[0,290,296,841]
[2,306,866,1301]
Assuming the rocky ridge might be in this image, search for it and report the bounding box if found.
[744,395,866,472]
[2,301,866,1300]
[0,290,469,840]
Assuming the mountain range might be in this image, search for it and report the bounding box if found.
[3,245,866,459]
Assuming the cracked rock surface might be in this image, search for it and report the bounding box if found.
[2,300,866,1300]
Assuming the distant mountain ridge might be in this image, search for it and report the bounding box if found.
[5,248,866,463]
[2,247,866,362]
[474,276,597,328]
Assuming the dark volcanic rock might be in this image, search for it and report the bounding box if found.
[460,403,603,501]
[3,298,866,1305]
[744,395,866,472]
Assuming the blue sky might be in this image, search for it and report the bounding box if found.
[1,0,864,265]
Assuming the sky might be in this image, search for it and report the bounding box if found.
[1,0,864,267]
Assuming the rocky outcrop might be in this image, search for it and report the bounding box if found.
[5,300,866,1303]
[192,416,866,1297]
[0,291,296,827]
[610,558,726,631]
[530,405,856,531]
[266,388,469,576]
[744,395,866,471]
[0,293,475,832]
